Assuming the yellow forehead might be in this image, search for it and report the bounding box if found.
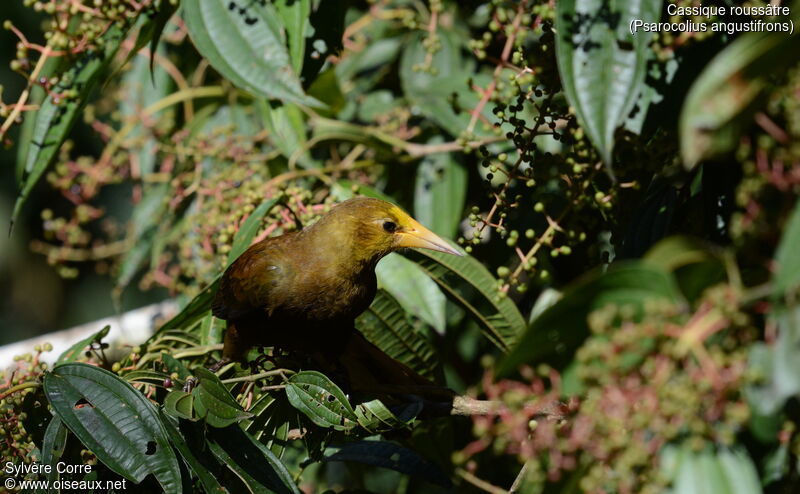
[387,205,415,226]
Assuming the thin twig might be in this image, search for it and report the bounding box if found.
[222,369,293,384]
[0,381,41,400]
[0,46,53,137]
[509,460,532,494]
[30,239,131,262]
[456,468,508,494]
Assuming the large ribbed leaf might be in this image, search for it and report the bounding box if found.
[285,371,358,430]
[376,254,446,334]
[192,368,252,428]
[324,440,452,488]
[43,363,181,493]
[36,416,68,494]
[414,146,467,239]
[207,425,301,494]
[274,0,310,73]
[555,0,662,168]
[354,399,422,434]
[401,248,526,352]
[182,0,316,105]
[356,290,438,380]
[244,393,293,457]
[11,26,125,230]
[160,412,225,494]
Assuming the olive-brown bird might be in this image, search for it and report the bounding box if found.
[211,197,461,390]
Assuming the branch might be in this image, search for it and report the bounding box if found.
[423,394,568,420]
[456,468,508,494]
[509,460,533,494]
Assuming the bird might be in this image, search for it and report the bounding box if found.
[211,196,461,391]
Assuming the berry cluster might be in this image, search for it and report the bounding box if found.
[460,292,756,493]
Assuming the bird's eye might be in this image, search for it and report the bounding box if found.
[383,221,397,233]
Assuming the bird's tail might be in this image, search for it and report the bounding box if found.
[337,330,442,394]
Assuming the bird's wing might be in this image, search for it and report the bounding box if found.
[211,235,296,321]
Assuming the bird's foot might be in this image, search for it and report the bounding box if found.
[249,347,279,372]
[208,357,231,373]
[182,377,197,393]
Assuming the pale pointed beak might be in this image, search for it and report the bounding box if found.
[396,217,463,256]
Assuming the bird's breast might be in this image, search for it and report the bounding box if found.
[276,266,377,324]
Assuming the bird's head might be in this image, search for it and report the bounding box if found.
[318,197,461,265]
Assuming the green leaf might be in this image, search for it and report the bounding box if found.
[336,36,401,91]
[358,90,398,122]
[159,276,220,332]
[227,198,280,264]
[528,288,562,324]
[160,353,192,380]
[123,3,178,75]
[57,325,110,363]
[324,440,452,488]
[644,236,726,302]
[117,183,171,289]
[16,54,62,183]
[119,45,173,177]
[191,368,252,428]
[664,445,762,494]
[401,248,526,352]
[182,0,317,106]
[307,68,346,117]
[285,371,358,430]
[258,99,318,168]
[356,290,439,381]
[555,0,662,168]
[746,308,800,417]
[354,399,422,433]
[773,200,800,300]
[680,29,800,169]
[644,236,714,272]
[147,2,179,73]
[497,263,682,377]
[12,26,126,230]
[123,369,171,387]
[43,363,182,493]
[244,393,293,457]
[36,416,68,493]
[160,411,225,494]
[163,390,197,421]
[199,313,224,347]
[414,146,467,239]
[207,425,301,494]
[376,254,446,334]
[274,0,310,74]
[762,443,789,486]
[400,29,491,137]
